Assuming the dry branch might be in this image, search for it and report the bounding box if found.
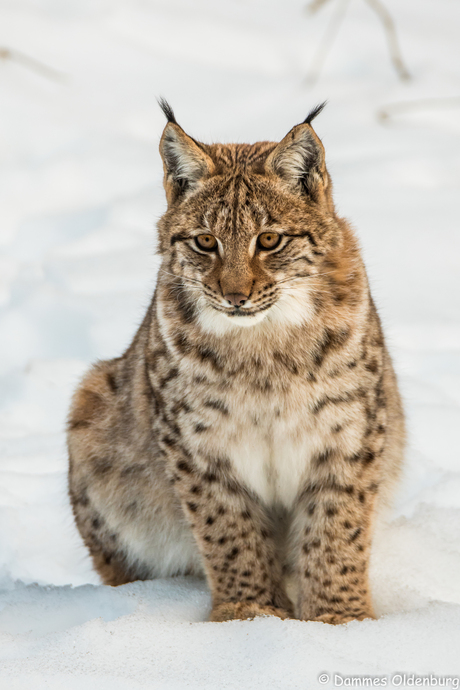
[304,0,411,84]
[304,0,351,85]
[0,47,67,83]
[364,0,410,81]
[377,97,460,123]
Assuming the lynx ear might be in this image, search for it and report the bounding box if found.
[158,100,214,204]
[265,103,328,203]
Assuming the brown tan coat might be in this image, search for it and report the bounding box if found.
[68,102,405,624]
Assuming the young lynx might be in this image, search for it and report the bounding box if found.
[68,101,405,624]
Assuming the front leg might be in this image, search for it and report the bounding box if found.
[169,450,293,621]
[294,466,378,624]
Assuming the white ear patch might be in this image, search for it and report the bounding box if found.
[273,133,316,183]
[162,130,207,183]
[160,123,214,191]
[265,124,324,196]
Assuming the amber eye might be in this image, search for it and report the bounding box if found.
[257,232,281,250]
[195,234,217,252]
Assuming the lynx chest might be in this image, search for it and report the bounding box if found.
[178,378,333,510]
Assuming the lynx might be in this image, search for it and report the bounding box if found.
[68,101,405,624]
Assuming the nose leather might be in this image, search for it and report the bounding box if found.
[224,293,249,308]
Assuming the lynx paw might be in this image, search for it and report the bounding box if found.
[308,610,375,625]
[210,601,291,622]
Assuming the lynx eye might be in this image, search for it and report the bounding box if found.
[195,234,217,252]
[257,232,281,250]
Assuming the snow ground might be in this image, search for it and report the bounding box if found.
[0,0,459,687]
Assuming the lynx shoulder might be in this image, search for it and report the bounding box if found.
[68,102,405,623]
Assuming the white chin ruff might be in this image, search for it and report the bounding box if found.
[197,305,269,335]
[197,288,312,336]
[221,311,268,327]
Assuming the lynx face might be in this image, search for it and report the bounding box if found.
[156,103,345,334]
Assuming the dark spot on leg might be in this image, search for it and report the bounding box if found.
[313,448,334,466]
[177,460,192,473]
[364,359,378,373]
[204,399,229,415]
[363,450,375,464]
[203,472,217,483]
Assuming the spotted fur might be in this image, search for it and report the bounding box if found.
[68,103,405,624]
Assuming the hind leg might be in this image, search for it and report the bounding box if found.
[69,448,204,585]
[86,535,148,586]
[68,361,203,586]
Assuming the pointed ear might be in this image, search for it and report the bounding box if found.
[159,123,214,205]
[265,121,329,204]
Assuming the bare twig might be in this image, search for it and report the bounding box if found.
[377,96,460,123]
[306,0,333,14]
[304,0,351,85]
[304,0,411,84]
[0,46,67,83]
[364,0,411,81]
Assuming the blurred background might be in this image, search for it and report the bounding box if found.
[0,0,459,610]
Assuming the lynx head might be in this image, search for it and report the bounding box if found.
[156,100,362,336]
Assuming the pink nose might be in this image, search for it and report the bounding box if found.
[224,293,249,308]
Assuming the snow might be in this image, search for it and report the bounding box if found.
[1,0,459,686]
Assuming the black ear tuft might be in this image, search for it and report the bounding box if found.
[304,101,327,126]
[158,98,178,125]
